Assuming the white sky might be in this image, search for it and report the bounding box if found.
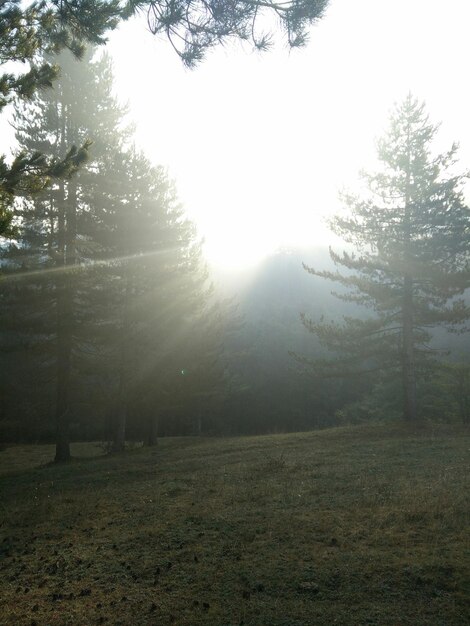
[107,0,470,268]
[3,0,470,269]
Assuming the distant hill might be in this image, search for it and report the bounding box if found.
[210,246,470,433]
[209,247,367,433]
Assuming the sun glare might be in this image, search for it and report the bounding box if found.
[202,225,277,270]
[107,1,470,272]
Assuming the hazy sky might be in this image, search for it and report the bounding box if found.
[4,0,470,269]
[106,0,470,269]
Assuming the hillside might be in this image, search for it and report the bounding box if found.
[1,425,468,625]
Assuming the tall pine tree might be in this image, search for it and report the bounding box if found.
[3,49,129,459]
[302,95,470,422]
[3,48,230,452]
[87,145,212,451]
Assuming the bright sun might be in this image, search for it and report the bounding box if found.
[201,222,280,270]
[108,1,470,271]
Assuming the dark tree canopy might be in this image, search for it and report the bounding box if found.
[136,0,329,66]
[0,0,121,110]
[1,0,122,234]
[301,95,470,422]
[1,0,328,107]
[2,48,224,459]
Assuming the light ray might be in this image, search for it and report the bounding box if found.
[0,245,187,282]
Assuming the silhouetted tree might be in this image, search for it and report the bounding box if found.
[0,0,122,233]
[3,47,236,452]
[137,0,329,66]
[302,95,470,422]
[3,49,129,460]
[88,146,212,452]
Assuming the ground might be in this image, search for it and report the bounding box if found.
[0,424,469,625]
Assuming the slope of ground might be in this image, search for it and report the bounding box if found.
[0,424,469,625]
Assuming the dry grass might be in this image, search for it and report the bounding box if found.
[0,423,469,625]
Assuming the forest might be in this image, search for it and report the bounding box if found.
[1,1,470,625]
[1,46,469,458]
[1,2,470,457]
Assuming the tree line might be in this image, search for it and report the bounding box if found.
[1,2,469,459]
[1,71,469,455]
[1,49,237,460]
[297,95,470,424]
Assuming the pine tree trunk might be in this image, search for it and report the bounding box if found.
[55,305,72,462]
[55,176,76,462]
[112,346,128,452]
[402,275,417,421]
[401,130,417,423]
[112,270,131,453]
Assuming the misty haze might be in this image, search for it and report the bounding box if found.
[0,1,469,624]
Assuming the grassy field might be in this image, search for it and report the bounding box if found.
[0,424,469,625]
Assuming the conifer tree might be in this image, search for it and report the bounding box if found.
[0,0,122,232]
[302,95,470,422]
[87,145,212,451]
[4,49,230,453]
[3,49,129,460]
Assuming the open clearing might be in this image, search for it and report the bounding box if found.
[0,424,469,625]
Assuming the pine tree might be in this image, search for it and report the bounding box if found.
[302,95,470,422]
[3,49,129,460]
[0,0,122,232]
[139,0,329,66]
[147,294,242,440]
[87,146,212,451]
[4,49,228,452]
